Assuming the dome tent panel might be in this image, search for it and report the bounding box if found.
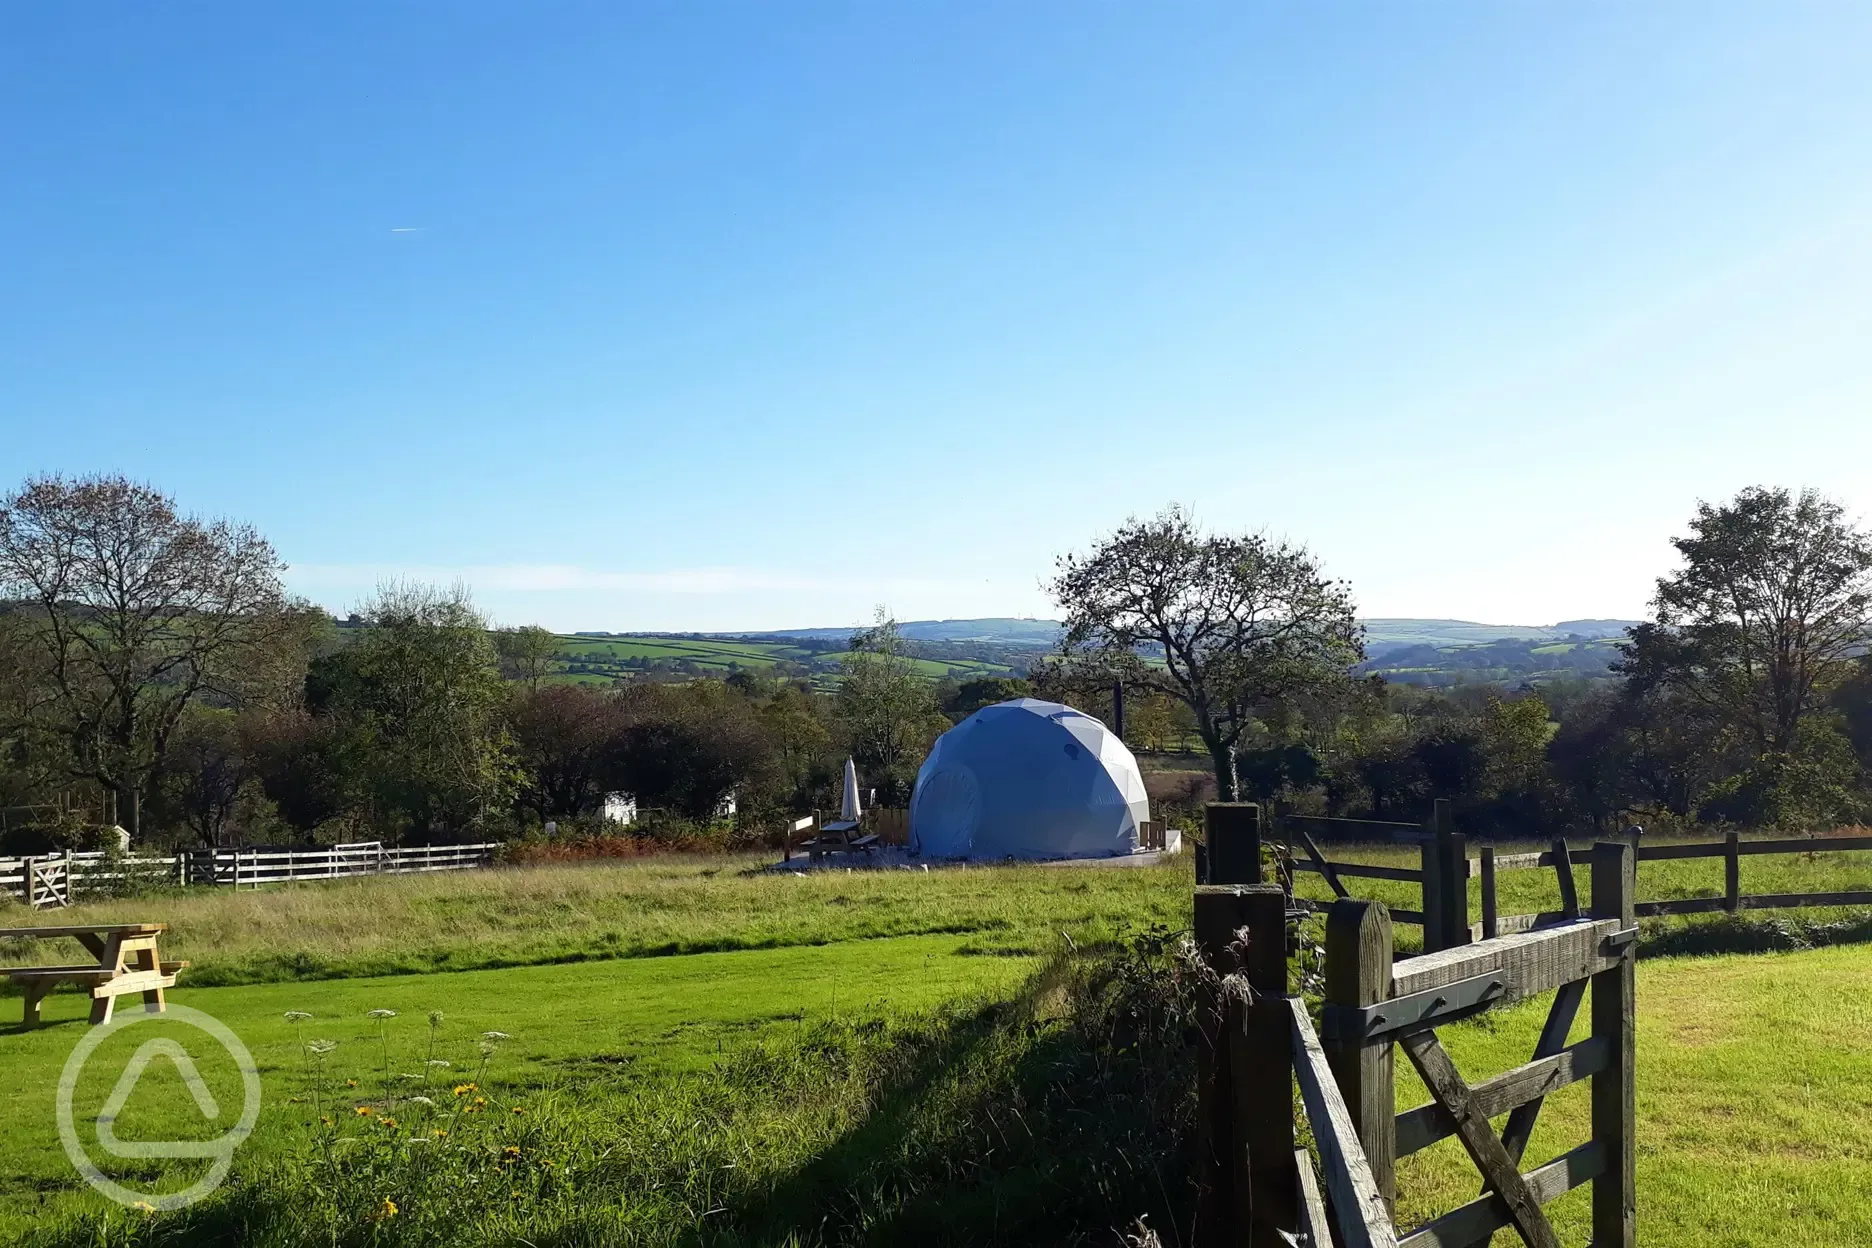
[910,698,1150,860]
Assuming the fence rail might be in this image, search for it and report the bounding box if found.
[0,843,499,909]
[1479,829,1872,933]
[1191,820,1637,1248]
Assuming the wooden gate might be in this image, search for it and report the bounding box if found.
[1321,840,1636,1247]
[20,854,73,909]
[1193,839,1637,1248]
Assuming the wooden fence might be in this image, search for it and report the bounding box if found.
[1198,800,1475,954]
[1193,835,1638,1248]
[0,843,499,909]
[1476,829,1872,936]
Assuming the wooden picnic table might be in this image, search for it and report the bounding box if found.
[0,922,187,1027]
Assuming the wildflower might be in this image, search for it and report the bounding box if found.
[345,1079,359,1088]
[452,1083,478,1096]
[307,1040,337,1056]
[320,1117,333,1127]
[481,1030,511,1042]
[479,1041,498,1057]
[502,1145,522,1161]
[382,1117,398,1129]
[406,1095,435,1108]
[511,1107,525,1115]
[425,1059,450,1069]
[432,1128,448,1139]
[131,1200,157,1216]
[428,1010,445,1028]
[354,1105,374,1116]
[397,1073,426,1081]
[284,1011,312,1023]
[473,1096,487,1106]
[371,1197,398,1221]
[367,1009,398,1020]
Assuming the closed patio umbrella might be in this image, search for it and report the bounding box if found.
[841,758,863,822]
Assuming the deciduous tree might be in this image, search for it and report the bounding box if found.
[1049,507,1363,801]
[0,474,289,840]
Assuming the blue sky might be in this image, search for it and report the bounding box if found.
[5,3,1871,632]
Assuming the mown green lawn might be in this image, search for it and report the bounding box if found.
[0,933,1039,1236]
[1406,945,1872,1246]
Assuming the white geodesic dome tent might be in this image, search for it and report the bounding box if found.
[910,698,1151,860]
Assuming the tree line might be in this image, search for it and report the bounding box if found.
[0,476,972,851]
[3,474,1869,852]
[1043,491,1872,836]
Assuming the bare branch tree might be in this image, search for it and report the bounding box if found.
[0,474,289,839]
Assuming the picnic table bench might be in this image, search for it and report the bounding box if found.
[0,923,186,1027]
[800,820,880,862]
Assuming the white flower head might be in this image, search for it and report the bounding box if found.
[480,1031,512,1043]
[425,1059,451,1068]
[307,1039,338,1056]
[367,1009,398,1020]
[284,1011,313,1023]
[405,1095,435,1107]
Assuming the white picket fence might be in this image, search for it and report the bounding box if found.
[0,842,500,910]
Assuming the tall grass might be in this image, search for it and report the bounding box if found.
[0,856,1192,987]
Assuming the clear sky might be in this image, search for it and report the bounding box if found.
[5,3,1870,632]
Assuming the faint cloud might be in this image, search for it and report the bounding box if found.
[389,227,425,234]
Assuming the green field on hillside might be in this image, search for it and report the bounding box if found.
[549,633,1014,688]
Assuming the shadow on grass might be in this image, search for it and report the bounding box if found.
[711,966,1196,1248]
[1638,911,1872,959]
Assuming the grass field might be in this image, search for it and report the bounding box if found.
[550,634,1014,689]
[0,856,1190,986]
[7,849,1872,1244]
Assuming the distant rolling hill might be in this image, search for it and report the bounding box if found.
[714,616,1642,655]
[1359,618,1641,659]
[546,617,1646,690]
[748,618,1064,646]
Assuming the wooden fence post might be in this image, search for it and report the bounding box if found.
[1434,799,1468,952]
[1206,803,1263,885]
[1194,883,1294,1246]
[1323,898,1396,1218]
[1237,885,1297,1245]
[1480,845,1498,940]
[1724,830,1741,913]
[1591,841,1637,1248]
[1419,829,1442,952]
[1193,885,1257,1240]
